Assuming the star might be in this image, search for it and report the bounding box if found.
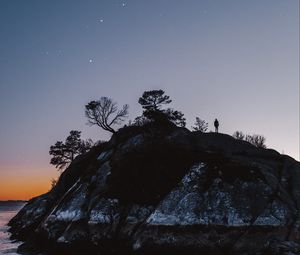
[99,19,104,23]
[89,59,94,63]
[122,3,126,7]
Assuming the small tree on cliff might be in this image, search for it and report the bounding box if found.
[233,131,245,140]
[246,134,266,148]
[85,97,129,133]
[192,117,208,132]
[138,90,186,127]
[50,178,58,189]
[49,130,91,171]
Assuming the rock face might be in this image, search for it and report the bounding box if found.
[9,124,300,255]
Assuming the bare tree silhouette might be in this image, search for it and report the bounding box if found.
[85,97,129,133]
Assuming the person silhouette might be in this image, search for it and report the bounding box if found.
[214,119,219,133]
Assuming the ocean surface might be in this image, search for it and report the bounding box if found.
[0,201,26,255]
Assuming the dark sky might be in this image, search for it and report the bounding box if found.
[0,0,299,199]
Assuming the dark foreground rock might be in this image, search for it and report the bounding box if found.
[9,124,300,255]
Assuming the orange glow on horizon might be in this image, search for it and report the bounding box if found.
[0,179,50,200]
[0,164,58,201]
[0,182,50,200]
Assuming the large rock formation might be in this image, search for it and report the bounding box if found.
[9,124,300,255]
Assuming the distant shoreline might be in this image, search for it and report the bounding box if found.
[0,200,27,203]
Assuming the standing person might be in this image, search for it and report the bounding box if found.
[214,119,219,133]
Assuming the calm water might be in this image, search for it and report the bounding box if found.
[0,201,26,255]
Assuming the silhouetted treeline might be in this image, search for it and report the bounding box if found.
[49,89,267,173]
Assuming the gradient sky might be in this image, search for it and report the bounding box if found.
[0,0,299,200]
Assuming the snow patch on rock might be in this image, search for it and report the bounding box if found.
[146,163,205,225]
[55,210,83,221]
[51,183,88,222]
[89,198,119,224]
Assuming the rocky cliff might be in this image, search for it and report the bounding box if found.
[9,124,300,255]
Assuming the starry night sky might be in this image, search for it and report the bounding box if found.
[0,0,299,200]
